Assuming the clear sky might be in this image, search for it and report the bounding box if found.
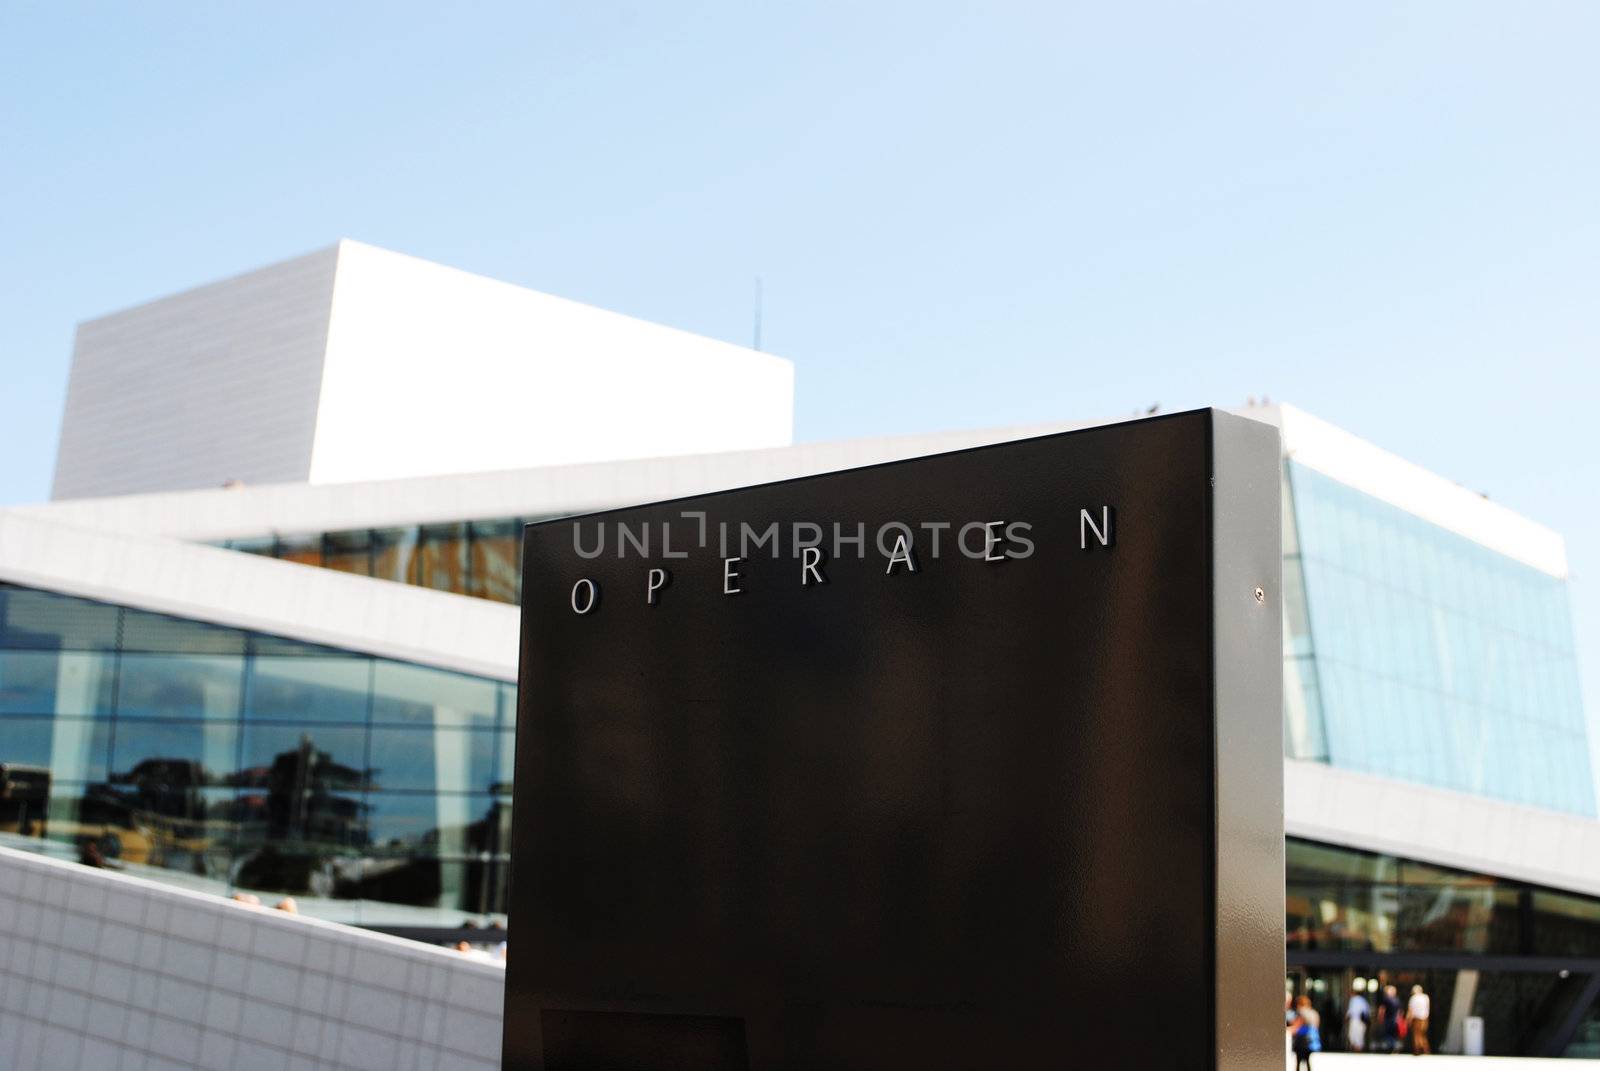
[2,3,1598,706]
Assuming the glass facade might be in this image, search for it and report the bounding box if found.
[221,457,1596,817]
[223,515,546,606]
[1285,838,1600,958]
[218,466,1597,817]
[0,582,513,926]
[1282,461,1594,815]
[1287,838,1600,1057]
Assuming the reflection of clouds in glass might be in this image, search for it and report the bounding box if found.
[372,661,498,727]
[0,716,112,781]
[117,653,244,720]
[368,728,497,792]
[245,656,371,723]
[0,650,116,716]
[1287,462,1592,815]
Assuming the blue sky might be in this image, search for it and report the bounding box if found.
[2,3,1598,705]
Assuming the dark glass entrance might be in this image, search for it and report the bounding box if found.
[1287,838,1600,1056]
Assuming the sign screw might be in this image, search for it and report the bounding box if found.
[1254,586,1265,604]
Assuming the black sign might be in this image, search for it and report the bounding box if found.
[505,410,1283,1070]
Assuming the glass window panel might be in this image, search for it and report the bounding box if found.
[1564,992,1600,1057]
[245,655,371,722]
[1282,557,1314,658]
[1286,882,1393,952]
[1288,839,1400,884]
[46,782,231,869]
[1286,460,1593,815]
[386,844,515,919]
[494,729,515,792]
[1469,972,1565,1057]
[1284,840,1535,957]
[226,536,277,557]
[371,527,419,585]
[83,774,238,876]
[0,716,111,784]
[0,585,120,650]
[1396,883,1510,954]
[41,783,100,844]
[111,719,238,787]
[370,661,497,727]
[237,724,369,792]
[484,857,511,918]
[1282,655,1326,761]
[116,653,244,720]
[416,524,467,594]
[108,785,239,881]
[232,784,368,852]
[247,633,346,659]
[1280,473,1301,555]
[1534,891,1600,957]
[467,519,521,603]
[231,843,368,900]
[0,761,55,838]
[324,852,444,910]
[322,531,372,577]
[366,792,503,853]
[0,649,115,715]
[275,534,322,569]
[0,582,518,922]
[119,609,246,655]
[235,726,369,850]
[368,727,497,792]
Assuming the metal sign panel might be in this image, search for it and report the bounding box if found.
[505,409,1283,1069]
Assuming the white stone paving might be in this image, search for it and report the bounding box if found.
[0,845,504,1071]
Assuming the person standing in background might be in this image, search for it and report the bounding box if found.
[1378,985,1403,1053]
[1289,995,1322,1070]
[1408,984,1432,1055]
[1345,983,1371,1052]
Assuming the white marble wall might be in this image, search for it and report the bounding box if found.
[0,846,503,1071]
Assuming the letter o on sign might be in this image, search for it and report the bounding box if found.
[571,578,598,614]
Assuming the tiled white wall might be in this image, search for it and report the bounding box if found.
[0,846,503,1071]
[52,246,339,500]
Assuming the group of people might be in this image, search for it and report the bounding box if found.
[230,890,299,913]
[1347,983,1432,1055]
[1289,981,1432,1067]
[453,918,508,962]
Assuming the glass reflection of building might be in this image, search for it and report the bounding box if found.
[0,582,513,925]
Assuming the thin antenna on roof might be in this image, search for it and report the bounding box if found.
[753,276,763,352]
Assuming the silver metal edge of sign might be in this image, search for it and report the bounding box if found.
[1210,408,1288,1069]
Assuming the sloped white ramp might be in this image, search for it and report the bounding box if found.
[0,846,503,1070]
[0,509,519,681]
